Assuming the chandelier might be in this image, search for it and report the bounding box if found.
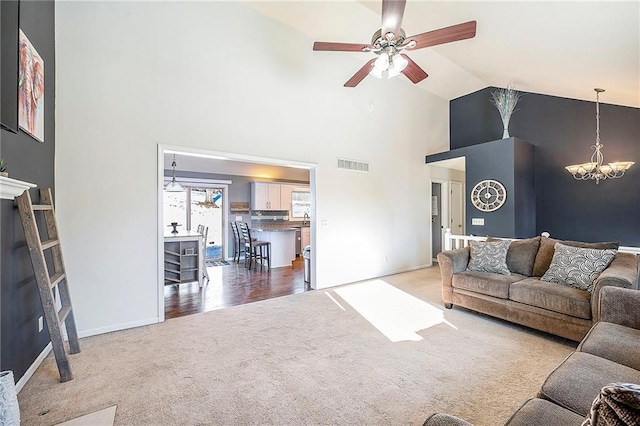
[565,88,634,184]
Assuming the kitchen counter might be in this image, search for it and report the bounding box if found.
[252,227,298,232]
[251,228,296,268]
[164,230,203,239]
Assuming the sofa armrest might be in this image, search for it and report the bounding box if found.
[437,247,470,288]
[598,286,640,330]
[423,413,474,426]
[591,252,639,323]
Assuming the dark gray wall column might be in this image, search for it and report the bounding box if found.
[1,0,56,380]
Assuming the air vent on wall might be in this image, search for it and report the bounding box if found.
[337,158,369,172]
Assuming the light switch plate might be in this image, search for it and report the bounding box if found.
[235,216,243,221]
[322,220,329,228]
[472,218,485,226]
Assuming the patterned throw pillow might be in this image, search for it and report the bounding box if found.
[541,243,617,292]
[467,240,511,275]
[582,383,640,426]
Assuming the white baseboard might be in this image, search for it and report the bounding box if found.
[315,264,434,290]
[383,264,434,276]
[16,317,158,393]
[16,342,52,393]
[78,317,159,338]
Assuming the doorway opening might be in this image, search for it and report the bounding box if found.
[429,157,466,262]
[158,145,317,322]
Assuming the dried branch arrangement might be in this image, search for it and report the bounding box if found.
[490,83,522,138]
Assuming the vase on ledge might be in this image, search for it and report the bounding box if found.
[502,127,510,138]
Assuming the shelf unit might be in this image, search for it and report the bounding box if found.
[164,240,200,285]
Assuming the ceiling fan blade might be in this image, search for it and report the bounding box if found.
[313,42,370,52]
[406,21,477,50]
[381,0,406,40]
[344,60,376,88]
[400,54,428,84]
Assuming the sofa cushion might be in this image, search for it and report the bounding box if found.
[541,243,617,292]
[578,321,640,371]
[509,277,592,319]
[453,271,526,299]
[583,383,640,426]
[505,398,584,426]
[487,236,540,276]
[539,352,640,417]
[532,237,619,277]
[467,240,511,275]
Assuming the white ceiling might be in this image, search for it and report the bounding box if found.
[245,1,639,107]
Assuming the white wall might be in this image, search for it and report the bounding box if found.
[429,165,466,182]
[55,1,449,335]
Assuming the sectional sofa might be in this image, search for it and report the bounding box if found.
[437,236,639,341]
[423,285,640,425]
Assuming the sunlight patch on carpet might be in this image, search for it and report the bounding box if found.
[56,405,116,426]
[325,292,346,311]
[334,279,454,342]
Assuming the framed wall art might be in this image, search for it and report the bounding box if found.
[18,29,45,142]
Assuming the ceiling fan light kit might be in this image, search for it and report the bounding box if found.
[313,0,477,87]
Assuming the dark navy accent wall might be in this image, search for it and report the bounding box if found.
[449,87,640,246]
[513,140,536,238]
[1,0,55,381]
[1,1,20,132]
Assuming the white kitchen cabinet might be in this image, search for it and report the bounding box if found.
[252,182,309,212]
[301,227,310,248]
[280,184,294,216]
[252,182,282,210]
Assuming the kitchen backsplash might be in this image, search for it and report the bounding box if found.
[250,210,289,220]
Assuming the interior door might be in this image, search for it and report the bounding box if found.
[450,181,465,235]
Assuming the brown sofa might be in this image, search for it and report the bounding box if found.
[424,286,640,426]
[437,236,639,342]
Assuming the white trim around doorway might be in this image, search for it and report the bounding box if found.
[430,178,450,265]
[157,144,318,323]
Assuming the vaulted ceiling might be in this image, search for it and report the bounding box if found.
[246,1,639,107]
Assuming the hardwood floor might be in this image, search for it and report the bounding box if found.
[164,257,309,319]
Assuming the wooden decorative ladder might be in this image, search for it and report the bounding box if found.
[16,188,80,382]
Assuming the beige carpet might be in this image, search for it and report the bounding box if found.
[18,267,576,425]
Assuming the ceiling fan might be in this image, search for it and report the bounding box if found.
[313,0,477,87]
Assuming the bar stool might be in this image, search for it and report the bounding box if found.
[197,224,210,283]
[230,221,242,263]
[239,223,270,270]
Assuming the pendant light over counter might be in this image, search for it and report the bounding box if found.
[165,154,185,192]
